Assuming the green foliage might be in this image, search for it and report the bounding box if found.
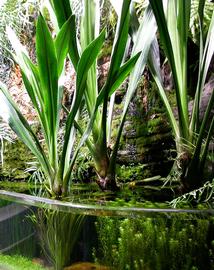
[0,254,46,270]
[190,0,214,44]
[170,178,214,207]
[0,121,13,166]
[0,0,39,82]
[45,0,156,190]
[0,12,105,196]
[148,0,214,190]
[34,210,85,270]
[94,215,214,270]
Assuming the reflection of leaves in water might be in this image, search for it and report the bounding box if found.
[35,209,85,270]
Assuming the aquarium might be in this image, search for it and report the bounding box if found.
[0,190,213,270]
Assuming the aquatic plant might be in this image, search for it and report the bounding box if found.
[148,0,214,191]
[0,254,47,270]
[170,178,214,207]
[94,215,213,270]
[0,12,105,196]
[190,0,214,43]
[34,210,85,270]
[47,0,156,190]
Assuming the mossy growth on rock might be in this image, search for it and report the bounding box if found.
[0,254,47,270]
[111,78,175,178]
[0,138,34,179]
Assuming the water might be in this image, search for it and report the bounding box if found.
[0,190,213,270]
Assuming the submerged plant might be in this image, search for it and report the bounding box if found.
[47,0,156,190]
[94,215,213,270]
[34,209,85,270]
[148,0,214,192]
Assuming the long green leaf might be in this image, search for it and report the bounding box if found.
[80,0,100,127]
[59,29,106,181]
[148,39,179,139]
[149,0,189,140]
[48,0,72,28]
[111,4,157,165]
[108,52,141,96]
[6,26,51,148]
[36,14,59,167]
[99,0,132,151]
[190,11,214,134]
[55,15,79,75]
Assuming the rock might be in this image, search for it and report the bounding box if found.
[64,262,110,270]
[112,85,175,178]
[189,78,214,120]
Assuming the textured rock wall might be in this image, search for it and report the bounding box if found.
[113,80,175,179]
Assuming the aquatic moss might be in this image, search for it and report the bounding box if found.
[0,254,47,270]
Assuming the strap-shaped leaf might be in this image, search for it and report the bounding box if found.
[108,0,131,79]
[36,14,59,134]
[55,15,79,74]
[148,39,179,138]
[149,0,189,140]
[111,4,157,164]
[108,52,140,96]
[36,14,60,167]
[59,29,106,180]
[49,0,72,28]
[7,26,51,146]
[190,11,214,133]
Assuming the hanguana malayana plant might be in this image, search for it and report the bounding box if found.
[0,0,156,195]
[148,0,214,192]
[47,0,157,190]
[0,13,106,197]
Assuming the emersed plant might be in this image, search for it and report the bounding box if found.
[148,0,214,192]
[48,0,156,190]
[0,13,106,196]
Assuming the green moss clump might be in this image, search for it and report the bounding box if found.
[0,180,38,193]
[116,164,148,183]
[0,139,34,179]
[0,254,47,270]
